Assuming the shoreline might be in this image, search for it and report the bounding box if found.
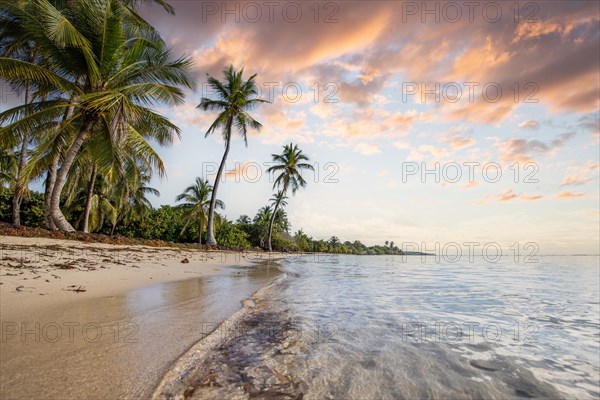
[0,235,284,314]
[0,235,284,399]
[151,271,289,399]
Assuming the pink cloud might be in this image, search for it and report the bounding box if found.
[556,191,588,199]
[560,162,599,186]
[480,189,544,204]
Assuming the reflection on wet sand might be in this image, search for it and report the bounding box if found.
[0,263,279,400]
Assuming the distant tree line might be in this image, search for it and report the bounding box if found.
[0,188,403,255]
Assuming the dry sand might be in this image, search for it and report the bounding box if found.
[0,235,283,399]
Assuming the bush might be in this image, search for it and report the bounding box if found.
[0,188,45,227]
[215,221,251,248]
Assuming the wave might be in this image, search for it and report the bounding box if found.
[151,267,291,400]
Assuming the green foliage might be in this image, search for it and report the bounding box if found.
[2,189,405,254]
[0,188,44,227]
[215,220,250,248]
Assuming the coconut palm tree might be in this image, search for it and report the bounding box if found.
[0,0,173,229]
[0,1,39,226]
[265,143,314,251]
[0,0,193,231]
[236,215,251,225]
[176,177,224,244]
[197,65,268,245]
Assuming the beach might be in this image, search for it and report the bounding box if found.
[0,235,282,399]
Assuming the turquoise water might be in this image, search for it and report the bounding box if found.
[158,255,600,399]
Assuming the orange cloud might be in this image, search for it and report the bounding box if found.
[438,128,476,149]
[462,180,479,189]
[450,36,510,81]
[480,189,544,204]
[560,162,599,186]
[499,189,518,202]
[556,191,588,199]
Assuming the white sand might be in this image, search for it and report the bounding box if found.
[0,235,277,317]
[0,235,283,399]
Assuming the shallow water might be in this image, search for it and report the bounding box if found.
[168,255,600,400]
[0,263,279,400]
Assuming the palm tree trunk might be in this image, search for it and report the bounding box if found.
[12,86,30,227]
[199,219,203,245]
[81,164,97,233]
[44,154,58,229]
[206,124,232,246]
[50,117,95,232]
[267,195,283,252]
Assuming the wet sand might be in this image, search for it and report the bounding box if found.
[0,236,282,399]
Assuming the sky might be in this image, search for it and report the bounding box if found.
[10,0,599,254]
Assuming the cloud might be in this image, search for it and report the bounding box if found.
[518,120,540,130]
[498,189,518,202]
[577,112,600,138]
[496,132,576,163]
[520,194,544,202]
[438,128,476,149]
[393,140,410,150]
[320,108,416,140]
[556,191,588,199]
[560,162,599,186]
[172,102,211,128]
[353,143,381,155]
[480,189,544,204]
[462,180,479,189]
[143,0,599,125]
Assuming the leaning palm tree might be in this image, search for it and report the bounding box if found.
[175,177,224,244]
[0,0,193,231]
[197,65,268,245]
[266,143,314,251]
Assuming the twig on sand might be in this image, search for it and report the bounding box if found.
[64,285,87,293]
[15,285,34,292]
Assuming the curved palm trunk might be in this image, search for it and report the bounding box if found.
[45,101,75,230]
[81,164,97,233]
[12,86,30,227]
[44,154,59,229]
[50,117,95,232]
[267,195,283,252]
[206,126,232,246]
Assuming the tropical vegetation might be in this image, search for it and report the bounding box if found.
[0,0,404,255]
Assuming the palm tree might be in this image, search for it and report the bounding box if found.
[236,214,251,225]
[266,143,314,251]
[175,177,224,244]
[0,0,193,231]
[197,65,268,245]
[0,1,39,226]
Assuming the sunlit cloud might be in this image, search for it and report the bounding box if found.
[560,162,599,186]
[518,120,539,130]
[556,191,588,199]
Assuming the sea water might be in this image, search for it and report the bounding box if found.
[158,255,600,399]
